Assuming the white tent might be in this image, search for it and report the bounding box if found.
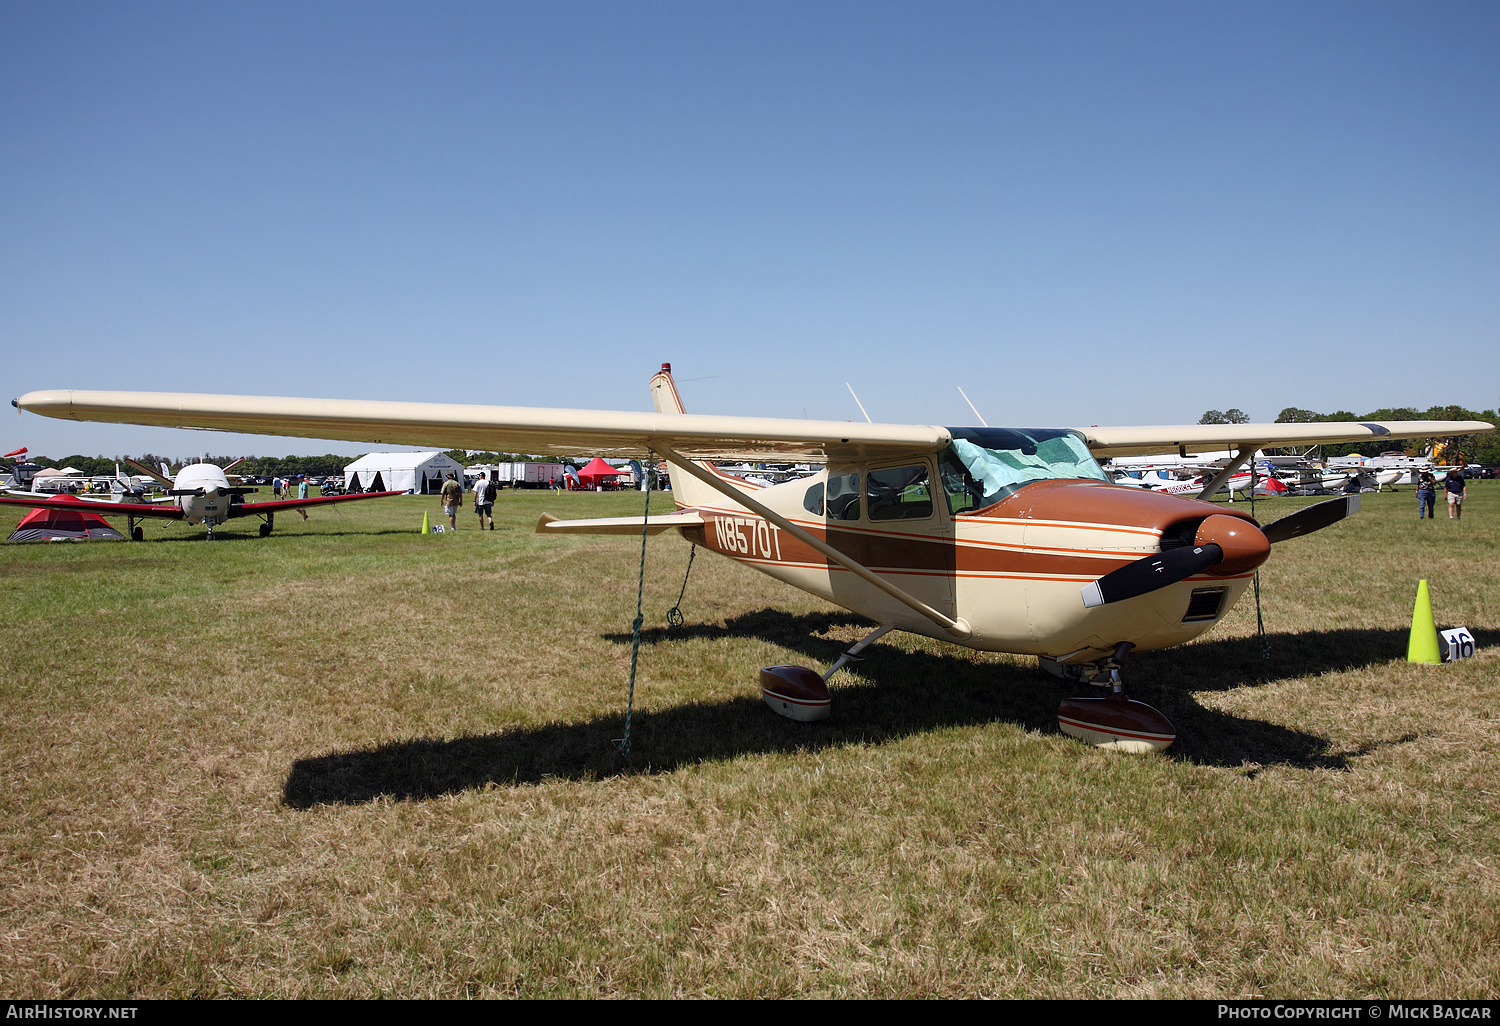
[344,451,465,495]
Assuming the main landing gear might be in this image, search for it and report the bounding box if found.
[259,512,274,537]
[127,516,143,542]
[1051,642,1176,753]
[758,624,895,722]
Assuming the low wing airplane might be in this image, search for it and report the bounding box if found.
[13,368,1493,750]
[1115,466,1291,500]
[0,454,403,540]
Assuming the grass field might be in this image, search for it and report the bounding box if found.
[1,483,1496,998]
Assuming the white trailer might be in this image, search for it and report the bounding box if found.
[517,462,566,487]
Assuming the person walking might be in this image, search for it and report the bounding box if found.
[473,471,496,530]
[482,472,498,529]
[1416,469,1436,519]
[440,472,464,531]
[1444,470,1467,520]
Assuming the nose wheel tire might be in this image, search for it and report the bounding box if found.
[1058,694,1176,753]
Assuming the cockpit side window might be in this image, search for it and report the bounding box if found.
[866,464,933,521]
[939,450,983,516]
[803,481,824,516]
[825,470,861,521]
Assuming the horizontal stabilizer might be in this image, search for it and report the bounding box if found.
[536,511,705,536]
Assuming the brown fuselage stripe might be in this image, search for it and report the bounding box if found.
[676,476,1259,578]
[698,511,1194,578]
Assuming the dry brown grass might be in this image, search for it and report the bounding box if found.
[0,484,1496,997]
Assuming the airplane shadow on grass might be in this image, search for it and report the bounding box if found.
[283,609,1418,807]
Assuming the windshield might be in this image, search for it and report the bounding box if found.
[940,427,1109,513]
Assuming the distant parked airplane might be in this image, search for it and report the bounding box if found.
[1,457,401,540]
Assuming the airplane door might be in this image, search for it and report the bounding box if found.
[859,459,956,618]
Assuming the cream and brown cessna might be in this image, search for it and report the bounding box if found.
[15,366,1492,751]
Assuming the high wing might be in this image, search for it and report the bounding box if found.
[12,390,948,464]
[12,389,1494,464]
[229,491,406,517]
[1079,422,1494,458]
[0,493,185,520]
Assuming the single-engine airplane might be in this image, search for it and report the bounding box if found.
[0,454,403,540]
[13,368,1493,750]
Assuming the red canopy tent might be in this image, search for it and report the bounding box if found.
[8,506,126,542]
[575,458,630,490]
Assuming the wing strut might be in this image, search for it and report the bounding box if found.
[651,443,973,640]
[1195,446,1256,501]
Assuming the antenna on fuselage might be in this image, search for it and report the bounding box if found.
[957,386,989,427]
[845,383,872,423]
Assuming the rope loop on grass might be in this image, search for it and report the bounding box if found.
[666,544,696,628]
[1254,570,1271,662]
[1249,466,1271,661]
[614,468,654,760]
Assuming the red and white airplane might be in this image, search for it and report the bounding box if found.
[12,368,1492,749]
[0,454,402,540]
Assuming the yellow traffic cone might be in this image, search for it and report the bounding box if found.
[1407,579,1442,664]
[421,511,430,536]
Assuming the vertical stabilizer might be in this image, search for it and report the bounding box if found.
[649,362,687,416]
[647,363,731,509]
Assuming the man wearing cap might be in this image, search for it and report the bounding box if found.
[440,472,464,531]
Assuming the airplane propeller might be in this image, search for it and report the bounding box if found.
[1081,543,1224,608]
[1080,495,1359,608]
[1260,494,1359,544]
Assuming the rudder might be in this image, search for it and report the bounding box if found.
[647,363,735,510]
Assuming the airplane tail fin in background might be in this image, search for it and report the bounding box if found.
[648,363,728,510]
[123,457,174,490]
[114,463,132,493]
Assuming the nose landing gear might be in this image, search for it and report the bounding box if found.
[1055,642,1176,753]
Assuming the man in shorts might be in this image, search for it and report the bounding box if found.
[473,471,496,531]
[1444,470,1467,520]
[440,472,463,531]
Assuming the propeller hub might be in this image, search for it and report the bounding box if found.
[1193,514,1270,577]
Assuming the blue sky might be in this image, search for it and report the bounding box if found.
[3,1,1496,458]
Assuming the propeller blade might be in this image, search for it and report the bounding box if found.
[1081,543,1224,608]
[1262,495,1360,544]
